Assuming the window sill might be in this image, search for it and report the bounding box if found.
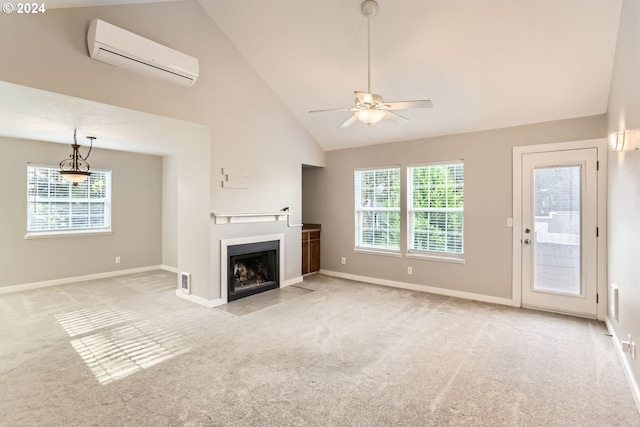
[406,252,465,264]
[354,248,402,258]
[25,229,113,239]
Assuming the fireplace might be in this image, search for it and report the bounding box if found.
[227,239,279,302]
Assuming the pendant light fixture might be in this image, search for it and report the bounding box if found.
[59,129,96,186]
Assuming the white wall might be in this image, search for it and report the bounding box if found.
[304,115,606,299]
[0,137,162,288]
[606,0,640,398]
[0,1,324,300]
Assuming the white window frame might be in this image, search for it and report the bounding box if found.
[407,161,464,263]
[26,164,112,239]
[354,166,401,255]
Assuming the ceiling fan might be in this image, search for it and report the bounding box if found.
[309,0,433,128]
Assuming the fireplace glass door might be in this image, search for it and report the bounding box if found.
[227,240,279,301]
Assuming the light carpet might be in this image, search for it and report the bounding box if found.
[0,271,638,426]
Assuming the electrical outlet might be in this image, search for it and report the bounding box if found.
[407,267,413,275]
[115,256,121,264]
[341,257,346,265]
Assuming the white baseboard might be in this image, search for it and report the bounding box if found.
[318,269,519,308]
[0,265,169,295]
[284,275,304,287]
[161,265,179,273]
[176,276,303,308]
[606,317,640,414]
[175,290,225,308]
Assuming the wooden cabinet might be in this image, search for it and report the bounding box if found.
[302,226,321,275]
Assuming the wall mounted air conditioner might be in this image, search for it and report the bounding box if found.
[87,19,199,87]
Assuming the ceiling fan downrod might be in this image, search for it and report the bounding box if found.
[307,0,433,128]
[361,0,378,95]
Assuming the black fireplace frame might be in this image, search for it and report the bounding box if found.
[227,240,279,302]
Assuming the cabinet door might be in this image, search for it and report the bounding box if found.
[302,239,310,275]
[309,238,320,272]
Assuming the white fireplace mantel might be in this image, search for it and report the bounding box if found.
[211,211,292,225]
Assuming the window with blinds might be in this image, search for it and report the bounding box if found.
[408,162,464,256]
[354,166,401,252]
[26,165,112,236]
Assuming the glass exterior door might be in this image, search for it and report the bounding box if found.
[532,165,582,296]
[521,149,598,317]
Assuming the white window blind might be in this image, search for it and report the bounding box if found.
[26,165,112,235]
[408,162,464,255]
[355,166,401,251]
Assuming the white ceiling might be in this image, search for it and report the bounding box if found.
[43,0,178,8]
[199,0,622,150]
[1,0,623,152]
[0,81,204,155]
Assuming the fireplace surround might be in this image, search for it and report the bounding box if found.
[227,240,279,301]
[220,234,285,303]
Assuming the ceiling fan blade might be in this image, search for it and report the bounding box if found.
[338,115,358,128]
[384,100,433,110]
[386,110,410,125]
[309,107,353,113]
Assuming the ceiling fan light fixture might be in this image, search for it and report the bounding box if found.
[361,93,374,104]
[355,109,386,125]
[308,0,432,128]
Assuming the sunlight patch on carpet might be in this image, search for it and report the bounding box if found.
[55,307,142,337]
[56,308,191,385]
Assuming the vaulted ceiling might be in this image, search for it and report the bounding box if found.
[9,0,623,151]
[197,0,622,150]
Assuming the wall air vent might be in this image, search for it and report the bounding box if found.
[180,272,191,294]
[87,19,199,87]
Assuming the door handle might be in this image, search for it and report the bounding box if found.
[523,239,531,245]
[524,228,531,234]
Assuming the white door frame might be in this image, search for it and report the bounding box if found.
[512,139,608,320]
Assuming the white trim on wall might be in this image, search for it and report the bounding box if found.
[174,291,225,308]
[284,276,303,287]
[0,265,170,295]
[176,276,303,308]
[162,265,179,273]
[212,211,291,225]
[512,138,608,320]
[319,269,519,307]
[174,274,303,309]
[606,317,640,414]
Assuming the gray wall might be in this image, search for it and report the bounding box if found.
[162,154,178,269]
[0,1,324,300]
[304,115,606,299]
[606,0,640,392]
[0,137,162,287]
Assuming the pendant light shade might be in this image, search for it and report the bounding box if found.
[59,170,91,184]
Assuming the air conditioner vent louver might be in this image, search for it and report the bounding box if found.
[87,19,199,87]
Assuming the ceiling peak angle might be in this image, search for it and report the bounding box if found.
[308,0,433,128]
